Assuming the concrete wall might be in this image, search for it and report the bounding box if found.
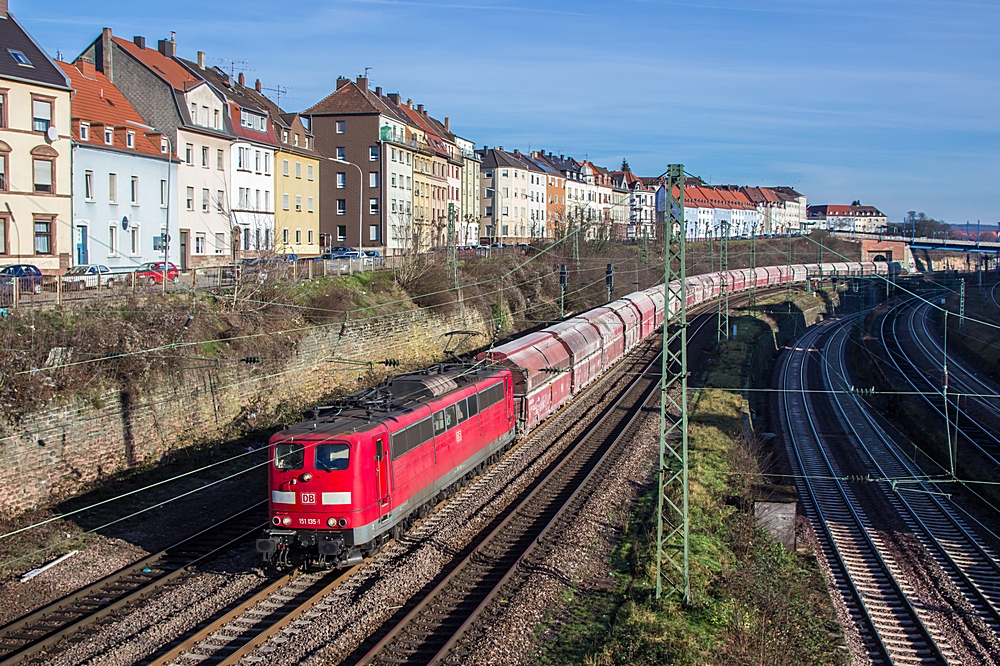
[0,305,488,514]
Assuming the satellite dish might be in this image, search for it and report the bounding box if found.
[46,126,59,142]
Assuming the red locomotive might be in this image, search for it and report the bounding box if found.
[258,259,891,567]
[257,366,515,567]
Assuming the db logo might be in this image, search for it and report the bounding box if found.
[456,430,462,442]
[300,493,316,504]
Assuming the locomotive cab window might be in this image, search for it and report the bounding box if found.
[445,405,457,429]
[316,444,350,471]
[274,443,305,470]
[455,400,467,423]
[467,394,479,416]
[433,410,447,436]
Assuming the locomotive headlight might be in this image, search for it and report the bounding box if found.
[302,473,313,482]
[327,517,337,527]
[281,516,292,526]
[338,518,348,528]
[272,516,282,526]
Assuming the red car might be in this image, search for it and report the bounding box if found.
[134,261,179,285]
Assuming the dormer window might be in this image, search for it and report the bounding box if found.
[161,137,169,154]
[126,131,135,149]
[80,122,90,141]
[282,130,289,144]
[104,128,113,145]
[293,134,299,146]
[240,109,266,132]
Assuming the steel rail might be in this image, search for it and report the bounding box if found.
[780,318,945,664]
[825,320,1000,636]
[0,501,268,666]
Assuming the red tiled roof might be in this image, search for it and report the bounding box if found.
[58,60,165,159]
[112,36,201,91]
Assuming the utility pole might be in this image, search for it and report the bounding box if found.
[656,164,690,603]
[749,222,758,318]
[559,264,567,320]
[959,278,966,330]
[786,233,796,334]
[447,203,458,291]
[942,305,954,478]
[717,221,730,349]
[606,263,614,303]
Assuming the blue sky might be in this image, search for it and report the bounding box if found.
[23,0,1000,225]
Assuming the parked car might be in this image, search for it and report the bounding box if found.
[62,264,116,290]
[362,249,383,265]
[134,262,179,285]
[327,250,362,259]
[329,246,354,253]
[0,264,44,294]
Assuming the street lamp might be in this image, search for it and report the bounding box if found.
[328,157,364,256]
[485,186,506,250]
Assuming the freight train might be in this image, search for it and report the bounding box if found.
[257,260,889,567]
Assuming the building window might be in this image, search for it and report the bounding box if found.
[337,199,346,216]
[160,137,168,154]
[215,232,225,254]
[32,99,52,133]
[295,195,302,212]
[369,224,379,241]
[264,190,270,210]
[283,193,289,210]
[336,172,346,188]
[307,164,313,181]
[255,150,261,173]
[391,173,396,187]
[160,179,168,207]
[369,198,379,215]
[186,187,194,210]
[336,120,345,133]
[295,162,301,178]
[126,131,135,149]
[283,159,289,176]
[336,147,346,160]
[282,228,289,244]
[200,106,208,126]
[264,153,271,175]
[369,146,379,161]
[202,189,210,212]
[243,227,250,251]
[131,226,140,255]
[293,134,299,147]
[195,233,205,254]
[295,229,301,244]
[282,130,288,144]
[84,170,94,200]
[307,196,314,213]
[80,122,89,141]
[337,225,347,242]
[185,144,193,164]
[106,172,117,203]
[369,172,378,188]
[255,189,261,210]
[104,127,113,145]
[108,225,117,256]
[9,49,32,67]
[217,149,225,170]
[34,218,52,254]
[306,229,313,244]
[130,176,139,204]
[214,108,220,129]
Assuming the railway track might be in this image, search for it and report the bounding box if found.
[825,320,1000,656]
[0,502,268,666]
[880,296,1000,468]
[355,346,663,666]
[780,317,949,664]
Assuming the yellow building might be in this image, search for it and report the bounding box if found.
[0,8,73,273]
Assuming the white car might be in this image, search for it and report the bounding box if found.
[62,264,117,290]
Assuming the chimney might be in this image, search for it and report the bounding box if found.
[444,117,450,131]
[197,51,205,69]
[100,27,114,82]
[375,86,382,96]
[356,75,368,90]
[387,92,400,105]
[0,0,7,18]
[238,72,245,86]
[416,104,424,114]
[133,36,146,50]
[157,37,176,58]
[336,76,350,90]
[499,146,504,152]
[255,78,261,93]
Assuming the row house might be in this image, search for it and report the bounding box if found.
[527,152,566,239]
[182,60,279,258]
[0,3,73,273]
[511,150,546,239]
[80,30,233,268]
[807,204,886,234]
[609,170,655,240]
[228,77,321,257]
[60,60,176,269]
[455,135,481,246]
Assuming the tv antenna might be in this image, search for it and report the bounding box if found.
[262,84,291,107]
[364,66,372,78]
[213,57,251,80]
